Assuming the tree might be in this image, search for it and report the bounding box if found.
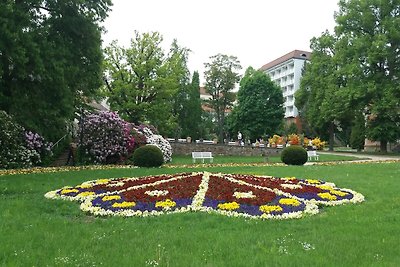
[104,32,190,136]
[350,111,366,151]
[229,67,284,141]
[0,0,112,141]
[295,31,352,151]
[174,71,202,139]
[334,0,400,152]
[204,54,242,143]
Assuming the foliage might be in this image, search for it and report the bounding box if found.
[229,67,284,141]
[288,134,300,145]
[137,126,172,163]
[174,70,202,140]
[311,137,326,150]
[280,146,308,165]
[268,135,285,146]
[80,111,129,164]
[0,111,52,169]
[0,0,112,141]
[335,0,400,152]
[296,31,352,151]
[103,32,190,135]
[132,145,164,167]
[350,111,366,151]
[204,54,242,143]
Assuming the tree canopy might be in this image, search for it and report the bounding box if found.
[229,67,284,141]
[334,0,400,151]
[103,32,190,135]
[0,0,112,141]
[204,54,242,143]
[297,0,400,152]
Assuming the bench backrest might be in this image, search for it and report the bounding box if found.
[307,151,317,156]
[192,152,212,158]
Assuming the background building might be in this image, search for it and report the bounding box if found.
[260,50,311,127]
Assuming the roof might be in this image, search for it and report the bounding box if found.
[260,50,311,71]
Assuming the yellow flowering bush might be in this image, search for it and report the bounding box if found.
[311,137,326,150]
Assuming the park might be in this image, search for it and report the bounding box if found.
[1,0,400,266]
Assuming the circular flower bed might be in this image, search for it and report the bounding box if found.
[45,172,364,220]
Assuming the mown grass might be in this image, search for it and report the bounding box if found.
[1,162,399,266]
[169,153,360,165]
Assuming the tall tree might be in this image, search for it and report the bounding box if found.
[334,0,400,152]
[204,54,241,143]
[229,67,284,141]
[104,32,189,135]
[296,32,352,151]
[0,0,112,141]
[174,71,202,139]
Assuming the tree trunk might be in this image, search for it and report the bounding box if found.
[329,122,334,151]
[380,140,387,153]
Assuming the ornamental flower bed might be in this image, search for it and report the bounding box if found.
[45,172,364,220]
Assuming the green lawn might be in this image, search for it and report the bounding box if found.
[1,162,399,266]
[169,153,360,165]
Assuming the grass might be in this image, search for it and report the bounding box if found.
[1,162,399,266]
[169,153,360,165]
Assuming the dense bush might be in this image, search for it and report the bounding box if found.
[132,145,164,167]
[280,145,308,165]
[0,111,52,169]
[141,127,172,162]
[79,112,172,164]
[81,111,129,164]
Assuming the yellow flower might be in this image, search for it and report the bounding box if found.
[60,188,79,194]
[306,179,320,184]
[330,190,348,197]
[96,179,110,184]
[279,198,301,206]
[217,202,240,211]
[77,184,92,189]
[102,195,121,201]
[77,191,95,197]
[259,205,283,213]
[155,199,176,209]
[318,192,337,201]
[316,185,334,190]
[112,201,136,208]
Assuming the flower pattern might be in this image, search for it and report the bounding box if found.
[45,172,364,219]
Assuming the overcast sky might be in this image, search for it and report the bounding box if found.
[102,0,339,84]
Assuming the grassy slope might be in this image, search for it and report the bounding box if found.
[1,162,399,266]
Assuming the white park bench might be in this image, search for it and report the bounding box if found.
[307,150,319,161]
[192,152,214,163]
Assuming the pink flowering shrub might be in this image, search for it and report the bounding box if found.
[0,111,52,169]
[81,111,130,164]
[80,111,172,164]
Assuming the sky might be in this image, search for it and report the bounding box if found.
[102,0,340,85]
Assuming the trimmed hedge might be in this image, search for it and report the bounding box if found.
[132,145,164,167]
[280,145,308,165]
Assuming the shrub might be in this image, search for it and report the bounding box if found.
[280,145,308,165]
[0,111,52,169]
[134,125,172,162]
[80,111,129,164]
[132,145,164,167]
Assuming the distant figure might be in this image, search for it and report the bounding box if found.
[66,142,77,166]
[237,131,243,146]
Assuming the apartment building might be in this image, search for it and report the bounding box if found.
[260,50,311,125]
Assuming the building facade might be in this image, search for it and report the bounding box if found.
[260,50,311,125]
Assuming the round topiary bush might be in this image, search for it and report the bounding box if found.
[132,145,164,167]
[280,145,308,165]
